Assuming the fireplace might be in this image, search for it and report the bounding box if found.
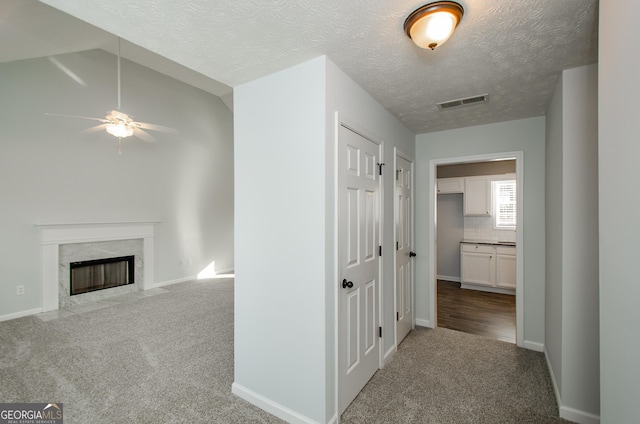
[38,222,156,311]
[70,255,135,295]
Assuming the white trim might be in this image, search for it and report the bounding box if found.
[545,348,562,413]
[37,221,157,312]
[559,406,600,424]
[460,284,515,295]
[428,152,524,348]
[148,275,197,289]
[523,340,544,352]
[383,344,397,367]
[415,318,433,328]
[0,308,43,322]
[544,349,600,424]
[333,112,340,424]
[436,275,460,282]
[215,267,235,275]
[232,383,322,424]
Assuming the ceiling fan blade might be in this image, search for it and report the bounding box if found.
[134,121,179,134]
[45,112,107,123]
[80,124,108,135]
[134,128,157,143]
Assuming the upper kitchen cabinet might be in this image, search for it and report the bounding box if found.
[437,177,464,194]
[464,177,491,216]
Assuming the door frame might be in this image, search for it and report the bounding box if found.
[428,151,524,347]
[393,148,415,348]
[334,113,385,416]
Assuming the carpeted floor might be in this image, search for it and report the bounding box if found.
[0,278,566,423]
[341,327,568,423]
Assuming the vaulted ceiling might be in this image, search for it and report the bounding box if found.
[3,0,598,133]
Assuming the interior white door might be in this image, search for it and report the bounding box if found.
[395,155,413,344]
[338,124,381,414]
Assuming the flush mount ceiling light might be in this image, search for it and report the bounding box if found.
[404,1,464,50]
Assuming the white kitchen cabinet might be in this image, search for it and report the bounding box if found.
[437,177,464,194]
[496,246,517,289]
[461,244,494,286]
[461,243,516,294]
[464,177,491,216]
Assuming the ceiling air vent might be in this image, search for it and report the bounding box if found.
[437,94,489,111]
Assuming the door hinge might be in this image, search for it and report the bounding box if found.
[396,241,399,251]
[377,162,385,176]
[379,326,382,338]
[379,245,382,257]
[396,312,399,321]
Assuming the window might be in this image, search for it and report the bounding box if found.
[493,180,516,230]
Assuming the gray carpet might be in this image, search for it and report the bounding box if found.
[341,327,568,424]
[0,278,281,424]
[0,278,565,423]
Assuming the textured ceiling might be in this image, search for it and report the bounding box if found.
[8,0,598,133]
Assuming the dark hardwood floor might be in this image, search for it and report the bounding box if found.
[437,280,516,343]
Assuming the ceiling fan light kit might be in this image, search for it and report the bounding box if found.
[404,1,464,50]
[105,110,135,138]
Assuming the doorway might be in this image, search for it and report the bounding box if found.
[428,152,524,347]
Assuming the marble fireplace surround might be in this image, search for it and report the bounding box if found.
[39,222,156,312]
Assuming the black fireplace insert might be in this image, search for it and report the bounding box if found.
[70,255,134,295]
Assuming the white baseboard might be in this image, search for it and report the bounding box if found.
[560,406,600,424]
[383,344,396,367]
[544,348,600,424]
[523,340,544,352]
[148,275,197,289]
[460,283,515,295]
[0,308,43,322]
[544,348,562,413]
[232,382,321,424]
[215,267,235,275]
[415,319,433,328]
[437,275,460,282]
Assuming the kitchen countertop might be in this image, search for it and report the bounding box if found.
[461,240,516,247]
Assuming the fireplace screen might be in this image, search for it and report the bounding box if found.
[70,255,134,295]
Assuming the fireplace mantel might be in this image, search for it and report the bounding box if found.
[37,222,157,312]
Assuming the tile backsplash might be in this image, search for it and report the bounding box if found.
[463,216,516,243]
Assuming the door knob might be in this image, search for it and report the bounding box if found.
[342,279,353,289]
[409,252,417,257]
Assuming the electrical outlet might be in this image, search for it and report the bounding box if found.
[187,259,193,266]
[16,285,25,295]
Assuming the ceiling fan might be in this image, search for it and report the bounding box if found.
[46,38,178,154]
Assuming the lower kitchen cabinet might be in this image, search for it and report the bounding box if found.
[496,247,517,289]
[461,243,516,294]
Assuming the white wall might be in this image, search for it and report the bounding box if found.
[436,194,463,280]
[0,50,234,318]
[415,117,546,346]
[545,64,600,423]
[599,0,640,421]
[545,74,564,396]
[233,56,414,424]
[562,64,600,418]
[325,59,416,362]
[234,57,329,423]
